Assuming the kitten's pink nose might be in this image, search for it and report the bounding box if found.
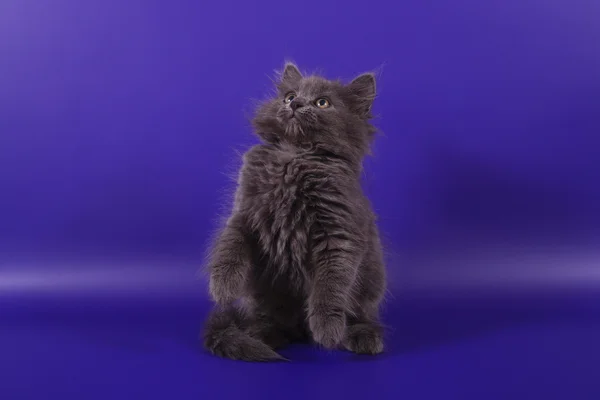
[290,99,306,111]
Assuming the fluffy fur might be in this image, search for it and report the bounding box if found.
[202,63,387,361]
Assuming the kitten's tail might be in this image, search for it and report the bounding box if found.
[202,306,286,362]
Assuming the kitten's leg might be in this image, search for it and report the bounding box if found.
[307,234,360,349]
[208,212,252,305]
[344,236,386,355]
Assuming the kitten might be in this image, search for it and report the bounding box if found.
[203,63,387,361]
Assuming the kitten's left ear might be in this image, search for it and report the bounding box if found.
[281,62,303,86]
[347,73,376,117]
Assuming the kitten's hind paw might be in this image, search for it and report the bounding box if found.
[343,323,384,355]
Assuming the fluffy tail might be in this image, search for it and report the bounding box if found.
[202,306,285,362]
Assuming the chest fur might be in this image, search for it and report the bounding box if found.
[242,154,316,276]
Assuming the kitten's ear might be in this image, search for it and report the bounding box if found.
[281,62,303,85]
[347,73,376,117]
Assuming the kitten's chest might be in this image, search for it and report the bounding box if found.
[243,149,316,270]
[263,157,307,191]
[248,155,312,223]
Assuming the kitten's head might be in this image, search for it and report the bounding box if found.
[252,63,377,160]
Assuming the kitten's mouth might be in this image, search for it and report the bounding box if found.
[278,109,296,122]
[278,109,305,133]
[290,112,305,124]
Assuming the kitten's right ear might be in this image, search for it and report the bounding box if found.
[280,62,303,86]
[347,72,377,118]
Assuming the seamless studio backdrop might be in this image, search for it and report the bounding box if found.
[1,0,599,399]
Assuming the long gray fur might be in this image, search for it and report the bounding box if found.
[202,63,387,361]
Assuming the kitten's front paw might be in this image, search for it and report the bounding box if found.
[309,309,346,349]
[209,263,246,305]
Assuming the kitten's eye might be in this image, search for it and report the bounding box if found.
[284,93,296,103]
[315,98,330,109]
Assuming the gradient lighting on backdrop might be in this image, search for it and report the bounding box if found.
[1,0,599,399]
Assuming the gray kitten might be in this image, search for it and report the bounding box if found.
[203,63,387,361]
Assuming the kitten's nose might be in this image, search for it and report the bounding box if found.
[290,99,306,111]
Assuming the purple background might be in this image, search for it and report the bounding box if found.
[1,0,599,399]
